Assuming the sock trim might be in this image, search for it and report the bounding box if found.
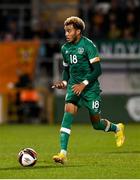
[60,127,71,134]
[60,149,67,156]
[104,119,111,132]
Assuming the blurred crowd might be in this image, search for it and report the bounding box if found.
[86,0,140,40]
[0,0,140,57]
[0,0,140,40]
[0,0,140,41]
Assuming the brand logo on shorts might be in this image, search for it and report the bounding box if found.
[78,47,84,54]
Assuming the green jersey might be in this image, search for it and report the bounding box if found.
[61,36,101,91]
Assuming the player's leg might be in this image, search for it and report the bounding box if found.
[53,103,78,164]
[84,90,125,147]
[53,84,80,164]
[60,103,78,155]
[89,114,125,147]
[83,91,116,131]
[89,114,117,132]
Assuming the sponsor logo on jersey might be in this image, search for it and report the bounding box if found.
[78,47,84,54]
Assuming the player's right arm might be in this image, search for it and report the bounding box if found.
[52,45,70,89]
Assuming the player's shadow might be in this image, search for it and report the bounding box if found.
[0,164,86,171]
[106,150,140,154]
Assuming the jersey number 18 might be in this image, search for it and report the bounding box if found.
[70,55,78,64]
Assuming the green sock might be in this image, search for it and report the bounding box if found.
[61,112,74,129]
[60,132,69,151]
[109,122,117,132]
[92,119,117,132]
[60,112,74,151]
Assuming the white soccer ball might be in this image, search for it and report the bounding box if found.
[18,148,37,167]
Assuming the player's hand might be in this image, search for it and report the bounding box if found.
[72,83,86,96]
[52,81,66,89]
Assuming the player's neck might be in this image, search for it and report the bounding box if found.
[72,35,82,44]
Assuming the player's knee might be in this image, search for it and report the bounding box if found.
[65,103,77,114]
[90,114,101,130]
[90,114,100,123]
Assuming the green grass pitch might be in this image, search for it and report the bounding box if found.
[0,123,140,179]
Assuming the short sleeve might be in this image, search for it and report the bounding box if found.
[86,41,100,64]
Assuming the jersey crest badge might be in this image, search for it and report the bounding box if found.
[78,47,84,54]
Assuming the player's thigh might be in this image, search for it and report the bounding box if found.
[84,91,101,116]
[65,85,81,107]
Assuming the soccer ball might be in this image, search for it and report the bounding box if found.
[18,148,37,167]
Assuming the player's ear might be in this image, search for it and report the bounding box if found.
[77,29,81,35]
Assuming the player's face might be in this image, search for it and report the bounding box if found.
[64,24,80,43]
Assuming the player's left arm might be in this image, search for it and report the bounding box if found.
[86,61,102,83]
[84,42,102,84]
[72,42,101,95]
[72,61,102,95]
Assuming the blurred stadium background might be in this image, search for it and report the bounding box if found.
[0,0,140,124]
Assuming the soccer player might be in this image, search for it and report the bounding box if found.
[52,16,125,164]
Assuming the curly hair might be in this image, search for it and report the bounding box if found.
[64,16,85,32]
